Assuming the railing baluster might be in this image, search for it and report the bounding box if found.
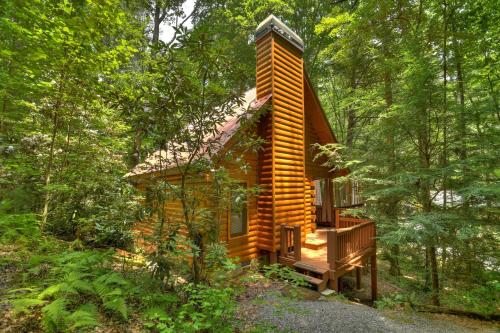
[334,220,376,265]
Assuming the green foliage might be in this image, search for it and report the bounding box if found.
[315,0,499,307]
[0,210,39,245]
[263,264,308,289]
[374,293,412,310]
[173,283,236,333]
[441,278,500,317]
[0,0,497,322]
[0,0,142,248]
[10,250,131,331]
[142,283,236,333]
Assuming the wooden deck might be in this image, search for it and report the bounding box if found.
[278,218,377,300]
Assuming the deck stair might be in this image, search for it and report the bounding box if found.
[293,261,329,291]
[279,222,377,299]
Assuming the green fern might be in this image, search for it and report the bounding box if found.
[67,303,99,331]
[11,298,46,313]
[103,296,128,319]
[38,282,74,300]
[69,279,94,294]
[42,298,70,332]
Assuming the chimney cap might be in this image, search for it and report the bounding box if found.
[255,14,304,52]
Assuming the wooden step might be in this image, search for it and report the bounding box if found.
[294,261,329,276]
[303,240,326,250]
[295,272,328,292]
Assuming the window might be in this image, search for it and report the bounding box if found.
[144,186,155,217]
[229,184,248,238]
[332,180,363,207]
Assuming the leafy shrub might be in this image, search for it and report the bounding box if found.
[144,283,236,333]
[204,243,238,283]
[374,293,410,309]
[442,279,500,316]
[263,264,308,288]
[0,211,39,245]
[46,180,140,249]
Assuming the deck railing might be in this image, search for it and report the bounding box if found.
[327,219,375,270]
[280,224,301,261]
[337,216,371,228]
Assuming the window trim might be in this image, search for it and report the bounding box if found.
[228,182,249,240]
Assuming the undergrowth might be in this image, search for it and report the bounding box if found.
[375,258,500,317]
[0,213,237,332]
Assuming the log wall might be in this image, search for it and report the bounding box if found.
[256,32,306,252]
[132,151,260,263]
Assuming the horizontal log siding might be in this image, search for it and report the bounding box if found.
[271,33,305,249]
[133,152,260,263]
[223,155,260,262]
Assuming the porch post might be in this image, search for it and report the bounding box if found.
[371,253,377,300]
[293,225,301,261]
[327,229,337,271]
[327,229,339,291]
[334,208,340,229]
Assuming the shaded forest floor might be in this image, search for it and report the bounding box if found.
[234,268,499,333]
[1,243,498,333]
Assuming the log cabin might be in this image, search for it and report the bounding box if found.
[127,15,377,299]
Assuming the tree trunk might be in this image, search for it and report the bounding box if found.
[131,127,143,167]
[152,1,161,44]
[442,0,448,210]
[41,113,58,230]
[429,245,440,306]
[389,245,401,276]
[381,11,401,275]
[345,49,357,147]
[451,12,467,162]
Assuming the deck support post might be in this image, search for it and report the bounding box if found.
[334,208,340,229]
[293,225,301,261]
[356,267,362,290]
[269,251,277,264]
[327,229,339,291]
[370,253,377,301]
[280,224,286,257]
[328,271,339,292]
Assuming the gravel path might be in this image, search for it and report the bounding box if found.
[247,294,497,333]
